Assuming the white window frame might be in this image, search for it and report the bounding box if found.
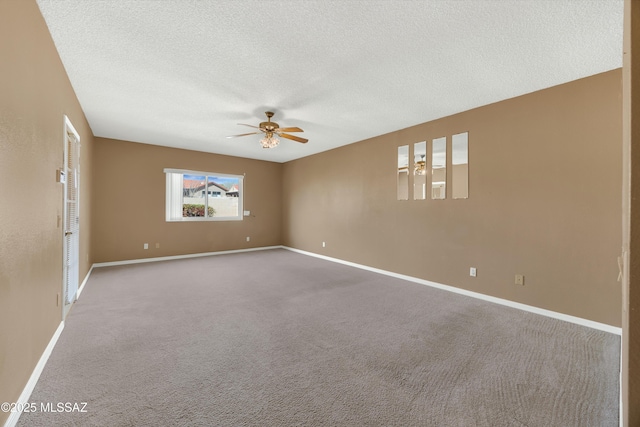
[164,168,244,222]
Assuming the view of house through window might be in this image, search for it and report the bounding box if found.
[165,169,243,221]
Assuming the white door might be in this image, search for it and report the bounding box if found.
[63,116,80,319]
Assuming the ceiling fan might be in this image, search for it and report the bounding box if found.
[226,111,308,148]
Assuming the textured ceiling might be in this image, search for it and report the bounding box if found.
[36,0,623,163]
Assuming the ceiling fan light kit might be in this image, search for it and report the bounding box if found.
[260,132,280,148]
[226,111,308,149]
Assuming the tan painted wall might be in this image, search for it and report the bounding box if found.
[283,70,622,327]
[0,1,94,424]
[91,138,282,263]
[622,0,640,423]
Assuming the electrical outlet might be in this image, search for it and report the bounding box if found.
[143,243,148,250]
[246,236,250,242]
[470,267,477,277]
[322,241,326,248]
[515,274,524,286]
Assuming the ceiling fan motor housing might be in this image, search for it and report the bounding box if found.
[260,111,278,131]
[259,121,279,131]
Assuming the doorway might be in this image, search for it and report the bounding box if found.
[62,116,80,319]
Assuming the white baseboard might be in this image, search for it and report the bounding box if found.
[92,245,283,268]
[92,245,622,335]
[3,321,65,427]
[620,365,623,427]
[283,246,622,336]
[4,265,94,427]
[76,264,94,300]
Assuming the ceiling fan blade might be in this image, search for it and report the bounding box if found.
[226,132,260,138]
[237,123,264,130]
[280,133,308,143]
[277,127,304,133]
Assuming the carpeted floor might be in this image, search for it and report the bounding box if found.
[18,249,620,426]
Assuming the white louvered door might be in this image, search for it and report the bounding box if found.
[63,117,80,319]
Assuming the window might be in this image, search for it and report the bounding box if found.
[164,168,243,221]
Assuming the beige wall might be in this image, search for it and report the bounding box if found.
[0,1,94,424]
[622,0,640,423]
[91,138,282,263]
[283,70,622,327]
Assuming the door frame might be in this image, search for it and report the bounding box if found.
[62,115,80,320]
